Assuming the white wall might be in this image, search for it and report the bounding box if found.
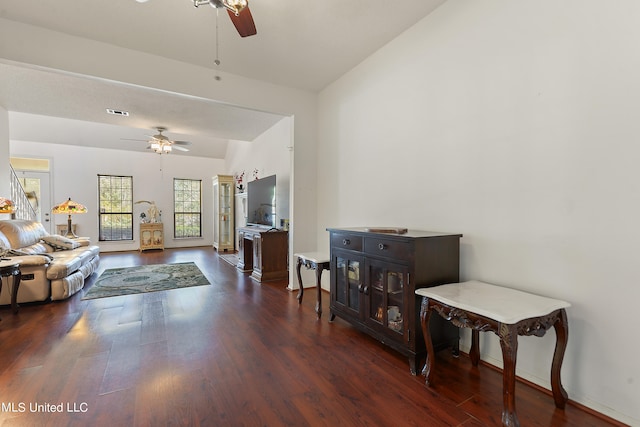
[11,141,225,252]
[226,116,293,228]
[0,106,10,197]
[225,116,296,285]
[317,0,640,424]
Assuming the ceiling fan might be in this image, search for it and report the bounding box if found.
[193,0,257,37]
[123,127,191,155]
[135,0,256,38]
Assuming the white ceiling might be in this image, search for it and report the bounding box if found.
[0,0,446,158]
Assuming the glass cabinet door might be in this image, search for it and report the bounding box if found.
[220,181,233,247]
[366,260,407,338]
[331,251,363,317]
[213,180,220,244]
[213,175,235,252]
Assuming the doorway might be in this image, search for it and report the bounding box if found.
[11,162,53,234]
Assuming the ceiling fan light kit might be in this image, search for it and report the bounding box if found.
[122,127,190,155]
[150,141,172,154]
[223,0,248,16]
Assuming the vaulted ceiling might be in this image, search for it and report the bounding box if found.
[0,0,445,158]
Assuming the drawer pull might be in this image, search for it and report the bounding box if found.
[378,243,387,250]
[343,239,350,246]
[358,284,364,293]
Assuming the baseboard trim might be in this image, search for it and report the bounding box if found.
[466,353,629,427]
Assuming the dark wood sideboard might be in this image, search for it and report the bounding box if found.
[327,227,462,374]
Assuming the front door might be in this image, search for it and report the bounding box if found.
[15,170,53,233]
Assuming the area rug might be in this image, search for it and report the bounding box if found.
[82,262,210,300]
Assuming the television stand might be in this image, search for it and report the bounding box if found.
[237,226,288,282]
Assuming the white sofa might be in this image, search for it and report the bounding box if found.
[0,219,100,303]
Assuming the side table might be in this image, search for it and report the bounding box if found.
[417,280,570,427]
[294,252,330,319]
[0,260,22,315]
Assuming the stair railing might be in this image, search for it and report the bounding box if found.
[9,165,38,221]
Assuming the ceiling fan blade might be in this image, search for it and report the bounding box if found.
[173,140,192,146]
[121,138,149,142]
[227,7,256,37]
[172,145,190,152]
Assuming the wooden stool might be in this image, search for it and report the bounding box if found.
[416,280,570,427]
[294,252,330,319]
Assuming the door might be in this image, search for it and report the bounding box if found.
[364,258,408,343]
[213,177,220,247]
[219,179,233,249]
[15,170,53,233]
[330,249,364,320]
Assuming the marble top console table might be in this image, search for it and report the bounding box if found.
[416,280,571,427]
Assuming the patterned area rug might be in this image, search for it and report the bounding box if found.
[82,262,210,300]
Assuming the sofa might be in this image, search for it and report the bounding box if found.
[0,219,100,304]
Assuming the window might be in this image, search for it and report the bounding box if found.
[174,178,202,238]
[98,175,133,241]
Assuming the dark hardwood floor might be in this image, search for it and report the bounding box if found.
[0,248,621,426]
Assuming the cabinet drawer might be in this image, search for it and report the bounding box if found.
[364,238,410,260]
[331,234,363,252]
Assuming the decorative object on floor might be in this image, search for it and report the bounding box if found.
[0,197,15,214]
[219,253,239,267]
[82,262,210,300]
[52,197,87,238]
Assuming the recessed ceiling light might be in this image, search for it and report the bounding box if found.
[106,109,129,116]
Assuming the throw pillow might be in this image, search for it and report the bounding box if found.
[41,235,81,251]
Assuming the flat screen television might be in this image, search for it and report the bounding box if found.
[247,174,276,228]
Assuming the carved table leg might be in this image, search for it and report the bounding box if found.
[409,355,419,376]
[470,329,480,366]
[296,257,304,304]
[420,297,436,385]
[551,309,569,409]
[499,323,520,427]
[11,269,21,314]
[315,265,323,319]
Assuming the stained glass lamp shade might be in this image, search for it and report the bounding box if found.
[52,198,87,238]
[0,197,15,214]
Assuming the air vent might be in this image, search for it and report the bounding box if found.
[106,109,129,116]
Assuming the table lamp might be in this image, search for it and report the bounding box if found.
[0,197,15,217]
[52,197,87,238]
